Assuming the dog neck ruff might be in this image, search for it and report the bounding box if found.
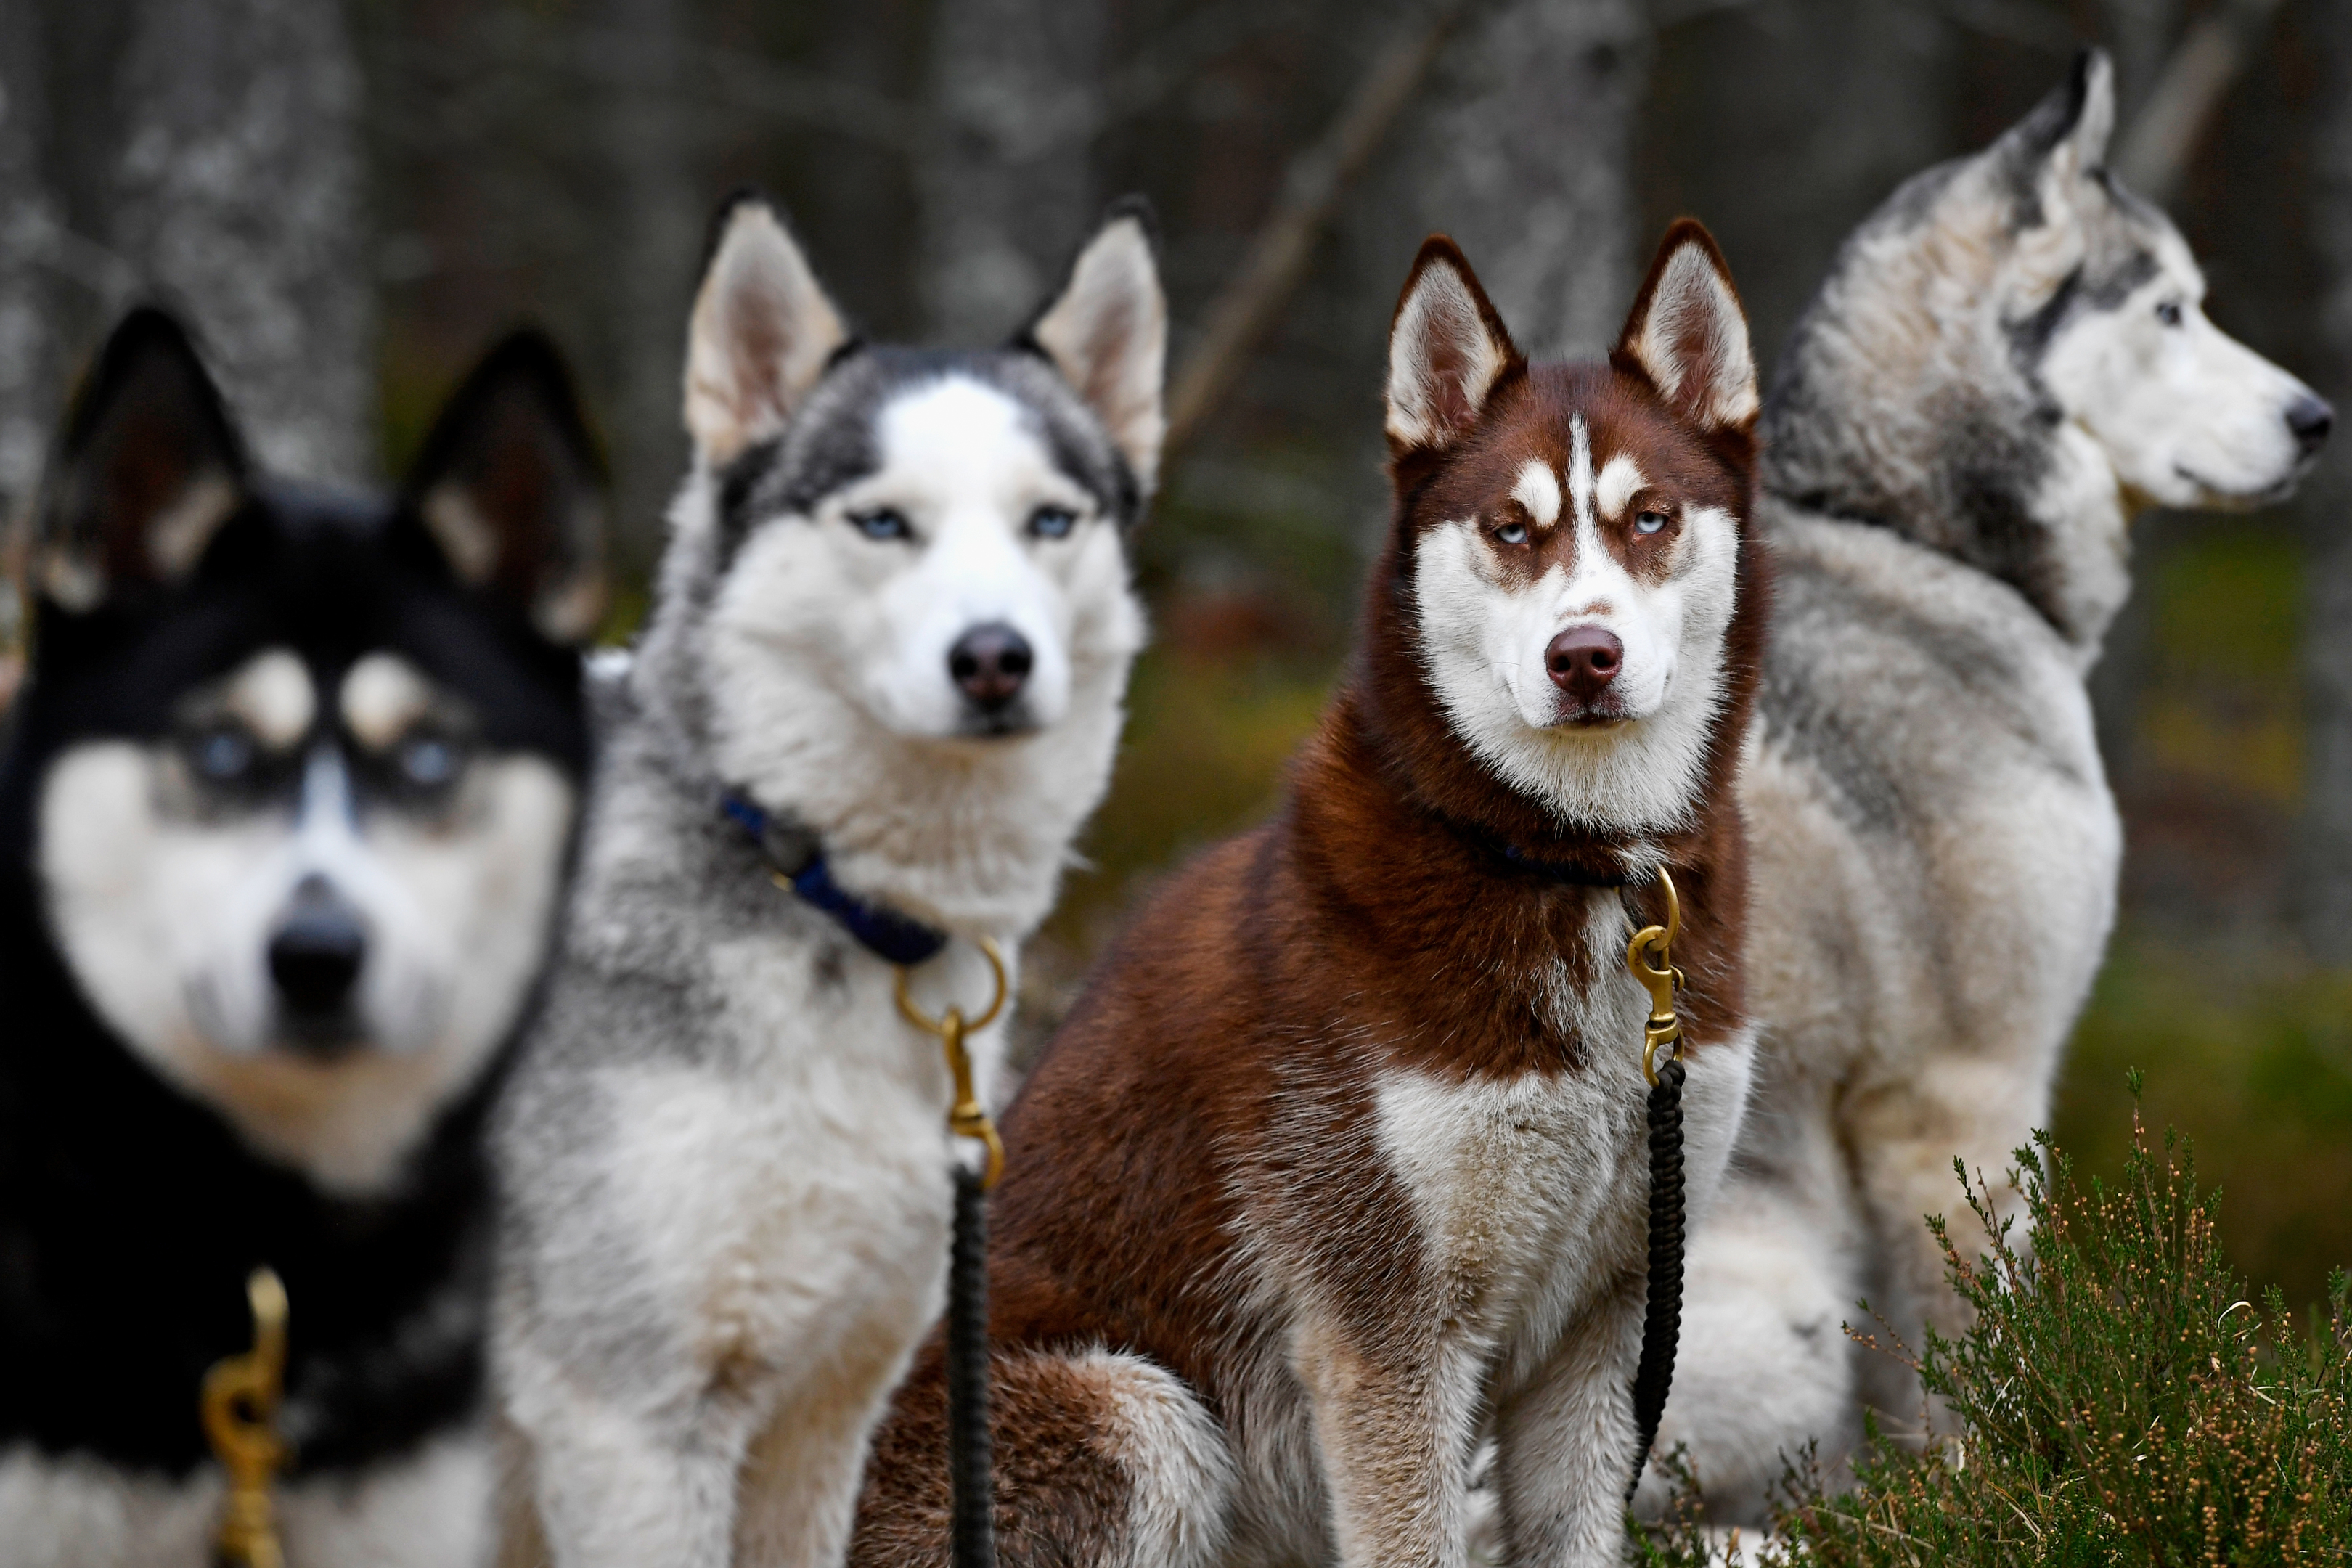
[719,791,950,967]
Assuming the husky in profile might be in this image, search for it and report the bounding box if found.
[852,222,1764,1568]
[0,309,605,1567]
[1649,49,2332,1519]
[490,195,1165,1568]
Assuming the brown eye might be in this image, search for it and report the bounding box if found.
[1635,510,1670,536]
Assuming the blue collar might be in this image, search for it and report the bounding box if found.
[720,791,950,967]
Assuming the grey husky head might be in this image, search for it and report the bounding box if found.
[632,195,1162,934]
[1767,49,2329,653]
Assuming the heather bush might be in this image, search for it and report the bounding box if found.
[1629,1082,2352,1565]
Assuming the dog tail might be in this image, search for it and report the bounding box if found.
[853,1345,1233,1568]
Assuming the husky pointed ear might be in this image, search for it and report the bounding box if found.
[404,330,609,645]
[1384,237,1521,457]
[1023,199,1168,494]
[34,308,248,611]
[1613,221,1757,436]
[682,194,850,467]
[2000,49,2116,217]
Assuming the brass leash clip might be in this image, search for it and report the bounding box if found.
[894,936,1010,1190]
[1625,867,1684,1086]
[202,1267,290,1568]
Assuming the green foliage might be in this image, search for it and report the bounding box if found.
[1630,1098,2352,1565]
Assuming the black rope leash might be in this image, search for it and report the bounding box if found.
[1622,869,1689,1500]
[1626,1056,1686,1498]
[894,947,1008,1568]
[947,1166,995,1568]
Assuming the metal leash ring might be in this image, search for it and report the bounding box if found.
[203,1267,290,1568]
[894,936,1009,1190]
[1625,867,1686,1086]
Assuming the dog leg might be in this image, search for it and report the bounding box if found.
[1637,1175,1861,1522]
[1490,1278,1643,1568]
[502,1336,766,1568]
[1842,1053,2044,1363]
[1294,1310,1483,1568]
[731,1331,919,1568]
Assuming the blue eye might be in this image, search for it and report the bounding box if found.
[1635,510,1670,536]
[852,509,912,542]
[1029,506,1078,540]
[1495,520,1529,545]
[2156,300,2184,327]
[397,734,462,790]
[190,724,256,783]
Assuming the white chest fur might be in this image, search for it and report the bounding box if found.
[1370,927,1754,1395]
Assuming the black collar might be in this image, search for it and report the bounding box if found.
[720,792,949,966]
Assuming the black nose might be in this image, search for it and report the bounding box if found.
[1546,625,1624,699]
[2288,395,2334,456]
[269,877,367,1019]
[947,623,1033,712]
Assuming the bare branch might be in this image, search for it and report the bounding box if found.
[2114,0,2286,205]
[1164,1,1472,459]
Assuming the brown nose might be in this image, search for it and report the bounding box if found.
[1546,626,1622,698]
[948,622,1033,711]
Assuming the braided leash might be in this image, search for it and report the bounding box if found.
[896,944,1008,1568]
[1623,869,1688,1500]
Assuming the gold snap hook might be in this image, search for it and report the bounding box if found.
[203,1267,290,1568]
[1625,867,1684,1086]
[894,936,1009,1189]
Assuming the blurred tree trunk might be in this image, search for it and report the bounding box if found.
[104,0,373,482]
[2298,1,2352,961]
[918,0,1107,344]
[0,0,60,523]
[597,0,702,577]
[1362,0,1649,364]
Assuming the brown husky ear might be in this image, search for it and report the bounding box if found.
[35,308,248,611]
[682,195,851,467]
[1384,237,1522,457]
[1614,221,1757,436]
[404,330,609,645]
[1023,200,1168,497]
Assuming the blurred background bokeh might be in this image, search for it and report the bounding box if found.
[1,0,2346,1304]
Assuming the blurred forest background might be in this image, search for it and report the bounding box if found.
[0,0,2347,1304]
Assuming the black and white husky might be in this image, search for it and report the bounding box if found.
[489,195,1164,1568]
[1646,49,2332,1519]
[0,310,605,1566]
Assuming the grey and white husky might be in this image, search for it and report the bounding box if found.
[490,195,1164,1567]
[1646,49,2331,1519]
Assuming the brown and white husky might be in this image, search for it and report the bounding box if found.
[852,221,1768,1568]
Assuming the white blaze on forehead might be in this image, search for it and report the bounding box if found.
[1511,460,1562,528]
[342,653,436,750]
[1596,454,1647,522]
[873,376,1080,505]
[1567,416,1596,530]
[224,650,316,749]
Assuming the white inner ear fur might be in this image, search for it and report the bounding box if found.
[1596,454,1646,522]
[1628,245,1758,433]
[1511,460,1561,528]
[1386,262,1512,452]
[420,485,499,586]
[42,470,240,611]
[1029,215,1168,495]
[683,203,849,467]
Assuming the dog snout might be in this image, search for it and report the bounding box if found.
[947,623,1034,712]
[269,875,367,1026]
[2287,394,2335,458]
[1546,626,1623,699]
